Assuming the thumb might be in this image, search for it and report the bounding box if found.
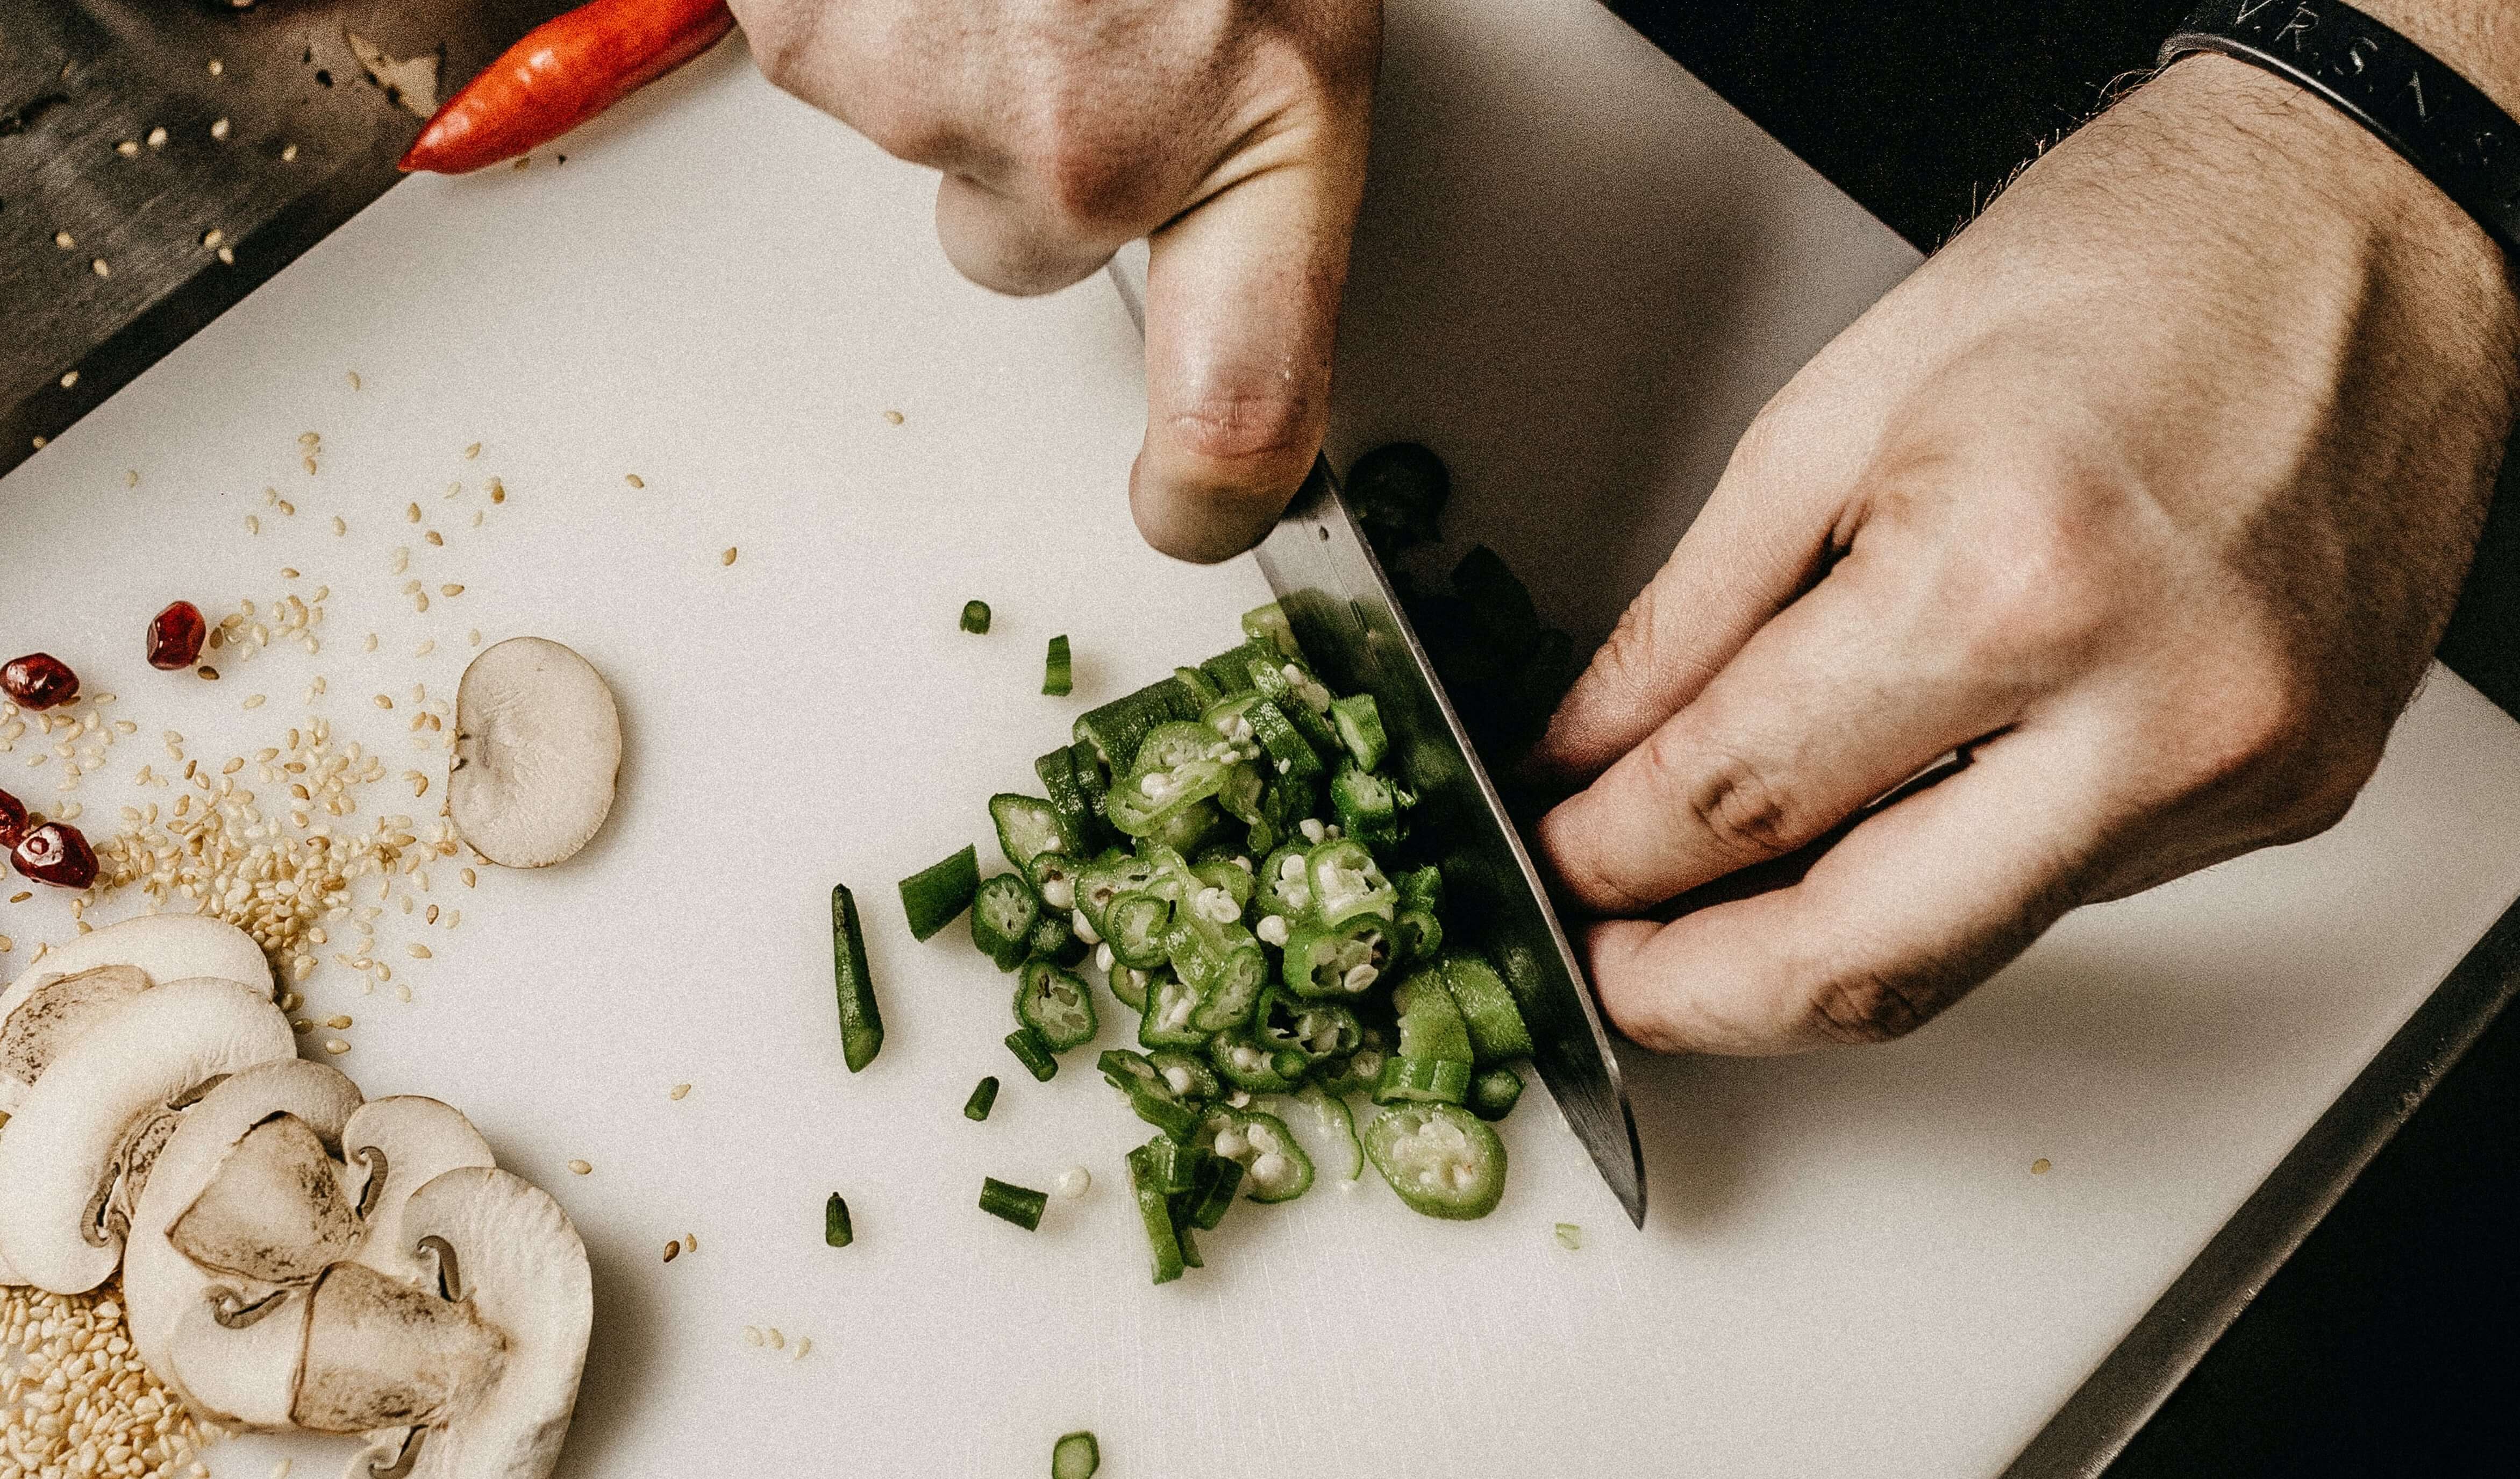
[1132,133,1367,563]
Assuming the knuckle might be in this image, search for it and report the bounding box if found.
[736,1,818,93]
[1938,482,2126,667]
[1802,960,1946,1046]
[1651,733,1804,859]
[1163,387,1320,476]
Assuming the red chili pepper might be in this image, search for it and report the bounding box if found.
[400,0,736,174]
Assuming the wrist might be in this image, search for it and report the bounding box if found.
[2357,0,2520,115]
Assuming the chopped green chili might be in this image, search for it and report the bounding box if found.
[1125,1146,1185,1284]
[1016,959,1097,1051]
[964,1076,1000,1122]
[1052,1431,1101,1479]
[1470,1065,1525,1122]
[829,884,883,1073]
[1005,1026,1059,1082]
[1042,634,1073,696]
[979,1177,1048,1231]
[960,599,992,634]
[1554,1222,1583,1251]
[824,1192,853,1248]
[970,873,1040,971]
[1441,951,1536,1063]
[1365,1102,1507,1219]
[898,845,980,942]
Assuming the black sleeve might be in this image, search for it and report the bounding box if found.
[1598,1,2195,248]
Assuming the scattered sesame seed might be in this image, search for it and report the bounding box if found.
[883,409,904,424]
[326,1015,352,1030]
[148,126,168,148]
[407,943,432,959]
[91,258,110,277]
[124,469,138,488]
[793,1335,812,1360]
[440,584,464,596]
[464,442,481,459]
[489,479,506,503]
[2031,1158,2052,1175]
[415,593,430,611]
[669,1083,693,1101]
[245,515,259,534]
[424,531,442,547]
[31,436,46,449]
[373,695,393,709]
[721,547,738,566]
[334,515,348,535]
[281,567,299,579]
[59,370,78,389]
[743,1327,763,1347]
[209,117,230,140]
[281,142,298,161]
[467,629,481,646]
[202,227,224,248]
[241,694,265,710]
[415,639,435,656]
[347,369,362,389]
[766,1328,786,1350]
[197,666,218,680]
[54,230,75,248]
[662,1240,680,1263]
[218,246,235,265]
[683,1233,697,1253]
[406,502,421,523]
[461,867,477,886]
[116,139,139,157]
[323,1039,349,1055]
[567,1159,592,1176]
[210,58,224,75]
[624,473,644,488]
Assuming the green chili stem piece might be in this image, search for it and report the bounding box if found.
[1005,1027,1059,1082]
[964,1077,1000,1122]
[1052,1432,1101,1479]
[829,885,883,1072]
[961,599,992,634]
[899,844,981,941]
[980,1176,1049,1231]
[824,1193,854,1248]
[1043,635,1074,696]
[1555,1222,1583,1251]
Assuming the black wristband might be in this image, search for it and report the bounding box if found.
[2161,0,2520,258]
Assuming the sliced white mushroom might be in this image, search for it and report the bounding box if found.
[169,1112,366,1283]
[292,1259,508,1434]
[446,637,622,869]
[339,1097,496,1286]
[1,964,147,1114]
[165,1281,315,1430]
[401,1167,592,1479]
[0,912,272,1022]
[124,1059,365,1412]
[0,978,293,1292]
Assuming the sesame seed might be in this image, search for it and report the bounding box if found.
[624,473,644,488]
[468,629,482,645]
[415,639,435,656]
[59,369,78,389]
[334,515,348,535]
[684,1233,698,1252]
[30,436,45,449]
[415,593,430,611]
[440,584,464,596]
[245,515,259,534]
[54,230,74,248]
[242,694,266,710]
[794,1335,812,1360]
[663,1240,679,1263]
[766,1328,785,1350]
[567,1159,591,1176]
[670,1083,692,1100]
[425,531,442,546]
[884,409,904,424]
[124,468,138,488]
[116,139,139,157]
[461,867,477,886]
[464,442,481,459]
[721,547,738,566]
[202,227,225,249]
[282,567,299,579]
[406,943,432,959]
[743,1327,762,1347]
[210,117,230,140]
[326,1015,352,1029]
[405,502,420,523]
[489,479,506,503]
[324,1039,349,1055]
[91,257,110,276]
[218,246,235,265]
[148,125,168,148]
[347,370,362,389]
[282,142,298,161]
[2031,1158,2052,1175]
[373,695,392,709]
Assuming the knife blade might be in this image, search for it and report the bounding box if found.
[1105,245,1646,1227]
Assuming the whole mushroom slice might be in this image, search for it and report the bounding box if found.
[124,1059,366,1410]
[339,1097,496,1286]
[0,977,294,1293]
[446,637,622,869]
[0,912,273,1024]
[169,1112,366,1283]
[292,1260,509,1434]
[1,964,148,1114]
[399,1167,592,1479]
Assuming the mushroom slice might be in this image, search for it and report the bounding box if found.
[401,1167,591,1479]
[169,1112,365,1284]
[446,637,622,869]
[164,1282,315,1430]
[292,1260,508,1434]
[0,964,149,1114]
[124,1060,365,1412]
[340,1097,496,1286]
[0,978,293,1293]
[0,912,273,1022]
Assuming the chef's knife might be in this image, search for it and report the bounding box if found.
[1105,245,1646,1227]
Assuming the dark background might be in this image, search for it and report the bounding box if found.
[1604,2,2520,1473]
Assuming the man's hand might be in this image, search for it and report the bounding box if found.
[1531,54,2520,1055]
[726,0,1380,561]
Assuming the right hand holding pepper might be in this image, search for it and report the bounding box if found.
[727,0,1382,561]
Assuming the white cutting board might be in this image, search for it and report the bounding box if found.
[7,4,2520,1476]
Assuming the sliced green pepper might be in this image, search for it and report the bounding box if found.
[1209,1027,1308,1094]
[1053,1431,1101,1479]
[1189,853,1255,909]
[1469,1065,1524,1121]
[1146,1048,1222,1103]
[1105,959,1153,1012]
[1246,652,1340,755]
[1105,891,1174,970]
[1138,973,1210,1049]
[1145,1136,1209,1195]
[981,1176,1049,1230]
[1440,951,1535,1064]
[1016,959,1097,1051]
[1280,916,1395,1000]
[1097,1049,1201,1140]
[959,599,992,635]
[970,873,1040,971]
[1317,1033,1389,1097]
[1207,1107,1314,1203]
[963,1076,1000,1121]
[990,793,1070,871]
[1329,764,1404,850]
[1076,849,1159,937]
[1256,989,1361,1064]
[825,1192,854,1248]
[1329,693,1388,771]
[1396,864,1445,916]
[1366,1102,1505,1219]
[829,884,883,1073]
[1243,698,1322,779]
[1166,909,1268,1033]
[1373,1054,1472,1105]
[1394,969,1476,1063]
[1025,851,1083,916]
[1124,1145,1186,1284]
[1041,635,1073,696]
[1393,908,1443,964]
[898,844,980,942]
[1307,839,1397,927]
[1254,844,1314,919]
